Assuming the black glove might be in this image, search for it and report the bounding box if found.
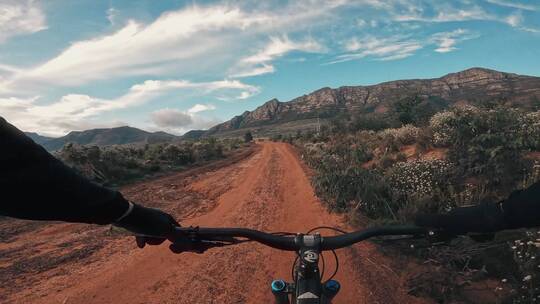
[115,203,179,249]
[415,202,505,235]
[115,203,211,254]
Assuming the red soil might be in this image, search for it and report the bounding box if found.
[1,142,429,304]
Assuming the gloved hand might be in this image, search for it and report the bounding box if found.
[415,202,505,235]
[115,203,179,249]
[115,203,212,254]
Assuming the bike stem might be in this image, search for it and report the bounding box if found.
[272,234,340,304]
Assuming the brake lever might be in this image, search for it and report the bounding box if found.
[172,226,243,244]
[169,239,239,254]
[200,236,239,243]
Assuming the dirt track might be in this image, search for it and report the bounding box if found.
[1,142,428,304]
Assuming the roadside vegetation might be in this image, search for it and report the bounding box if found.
[55,137,247,186]
[274,102,540,303]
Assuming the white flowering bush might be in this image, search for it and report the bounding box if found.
[518,111,540,150]
[429,111,457,147]
[293,103,540,303]
[505,231,540,303]
[379,124,421,145]
[388,159,453,198]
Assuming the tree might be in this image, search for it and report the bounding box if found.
[244,131,253,143]
[395,96,421,125]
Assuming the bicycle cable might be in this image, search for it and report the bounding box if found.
[319,250,326,280]
[305,226,347,283]
[307,226,349,235]
[326,249,339,282]
[291,253,299,281]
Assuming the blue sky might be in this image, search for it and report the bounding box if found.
[0,0,539,136]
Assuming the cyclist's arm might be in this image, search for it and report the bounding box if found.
[415,181,540,234]
[501,181,540,229]
[0,117,129,225]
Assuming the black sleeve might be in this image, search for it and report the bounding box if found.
[0,117,129,225]
[501,181,540,230]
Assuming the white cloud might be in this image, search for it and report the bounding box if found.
[356,19,367,28]
[0,78,257,136]
[333,28,479,63]
[0,0,46,43]
[330,36,422,63]
[485,0,538,11]
[150,106,222,135]
[431,29,476,53]
[394,5,494,23]
[391,2,538,34]
[521,26,540,33]
[187,104,216,114]
[231,36,325,78]
[344,38,362,52]
[1,5,266,89]
[503,11,540,32]
[231,64,276,78]
[0,2,347,92]
[107,7,118,25]
[505,11,523,27]
[151,108,193,128]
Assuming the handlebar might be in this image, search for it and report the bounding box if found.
[172,225,428,252]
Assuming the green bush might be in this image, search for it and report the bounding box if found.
[295,102,540,303]
[448,107,530,193]
[244,131,253,143]
[55,138,237,185]
[349,113,400,132]
[312,160,397,219]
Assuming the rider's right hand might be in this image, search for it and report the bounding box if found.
[415,202,505,235]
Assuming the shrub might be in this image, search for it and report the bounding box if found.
[352,145,373,164]
[387,159,453,198]
[244,131,253,143]
[394,96,441,126]
[507,230,540,303]
[349,113,400,131]
[379,124,421,145]
[429,111,457,147]
[271,134,283,141]
[312,161,397,219]
[55,138,236,185]
[519,111,540,150]
[448,107,529,193]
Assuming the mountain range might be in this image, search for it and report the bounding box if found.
[27,126,178,151]
[26,67,540,149]
[200,67,540,137]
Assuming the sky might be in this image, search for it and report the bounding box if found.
[0,0,539,137]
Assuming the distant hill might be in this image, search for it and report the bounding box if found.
[181,129,207,140]
[187,68,540,139]
[33,126,178,151]
[25,132,54,146]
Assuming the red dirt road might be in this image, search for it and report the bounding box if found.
[1,142,428,304]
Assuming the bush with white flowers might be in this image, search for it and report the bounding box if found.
[379,124,421,145]
[507,230,540,303]
[519,111,540,150]
[429,111,457,147]
[388,159,453,198]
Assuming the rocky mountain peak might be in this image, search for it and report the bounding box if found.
[441,67,516,85]
[203,68,540,137]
